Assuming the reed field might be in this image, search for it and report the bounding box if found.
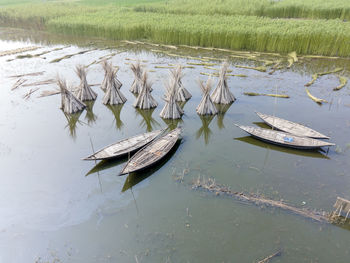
[134,0,350,20]
[0,0,350,56]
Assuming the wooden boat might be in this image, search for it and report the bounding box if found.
[256,112,329,139]
[83,129,163,160]
[119,127,181,175]
[234,124,335,149]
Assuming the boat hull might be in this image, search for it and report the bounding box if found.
[119,128,181,175]
[83,129,163,160]
[235,124,335,150]
[256,112,329,139]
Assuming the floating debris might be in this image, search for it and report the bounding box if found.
[305,87,327,104]
[160,77,184,119]
[50,49,95,63]
[21,79,56,87]
[8,71,45,78]
[330,197,350,224]
[38,90,60,98]
[257,250,282,263]
[11,78,27,90]
[22,87,40,100]
[196,78,218,115]
[235,65,267,72]
[304,55,339,60]
[154,65,175,69]
[268,60,282,75]
[305,73,318,87]
[0,46,41,57]
[133,71,157,109]
[334,76,348,91]
[244,92,289,98]
[211,62,236,104]
[192,176,329,223]
[58,77,86,114]
[170,65,192,102]
[317,67,343,76]
[187,62,217,66]
[287,51,298,68]
[102,65,127,105]
[130,61,143,94]
[75,65,97,101]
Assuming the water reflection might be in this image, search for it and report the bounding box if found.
[196,115,215,145]
[235,136,330,159]
[85,157,128,176]
[252,121,271,129]
[178,101,187,110]
[161,118,183,130]
[63,110,83,139]
[84,101,97,125]
[134,108,160,132]
[215,103,232,129]
[106,104,124,130]
[121,141,181,192]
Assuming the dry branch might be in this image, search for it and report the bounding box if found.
[0,46,40,57]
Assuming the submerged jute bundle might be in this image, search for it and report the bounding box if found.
[133,71,157,109]
[170,65,191,102]
[211,62,235,104]
[196,78,218,115]
[102,63,127,105]
[75,65,97,101]
[58,77,86,114]
[160,77,184,119]
[130,61,143,94]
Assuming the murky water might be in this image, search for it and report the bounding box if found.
[0,28,350,263]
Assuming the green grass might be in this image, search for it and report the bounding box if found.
[47,10,350,56]
[0,0,350,56]
[134,0,350,20]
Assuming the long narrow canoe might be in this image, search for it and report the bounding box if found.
[119,128,181,175]
[256,112,329,139]
[83,129,163,160]
[234,124,335,149]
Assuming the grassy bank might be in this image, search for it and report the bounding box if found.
[134,0,350,20]
[0,0,350,56]
[47,11,350,56]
